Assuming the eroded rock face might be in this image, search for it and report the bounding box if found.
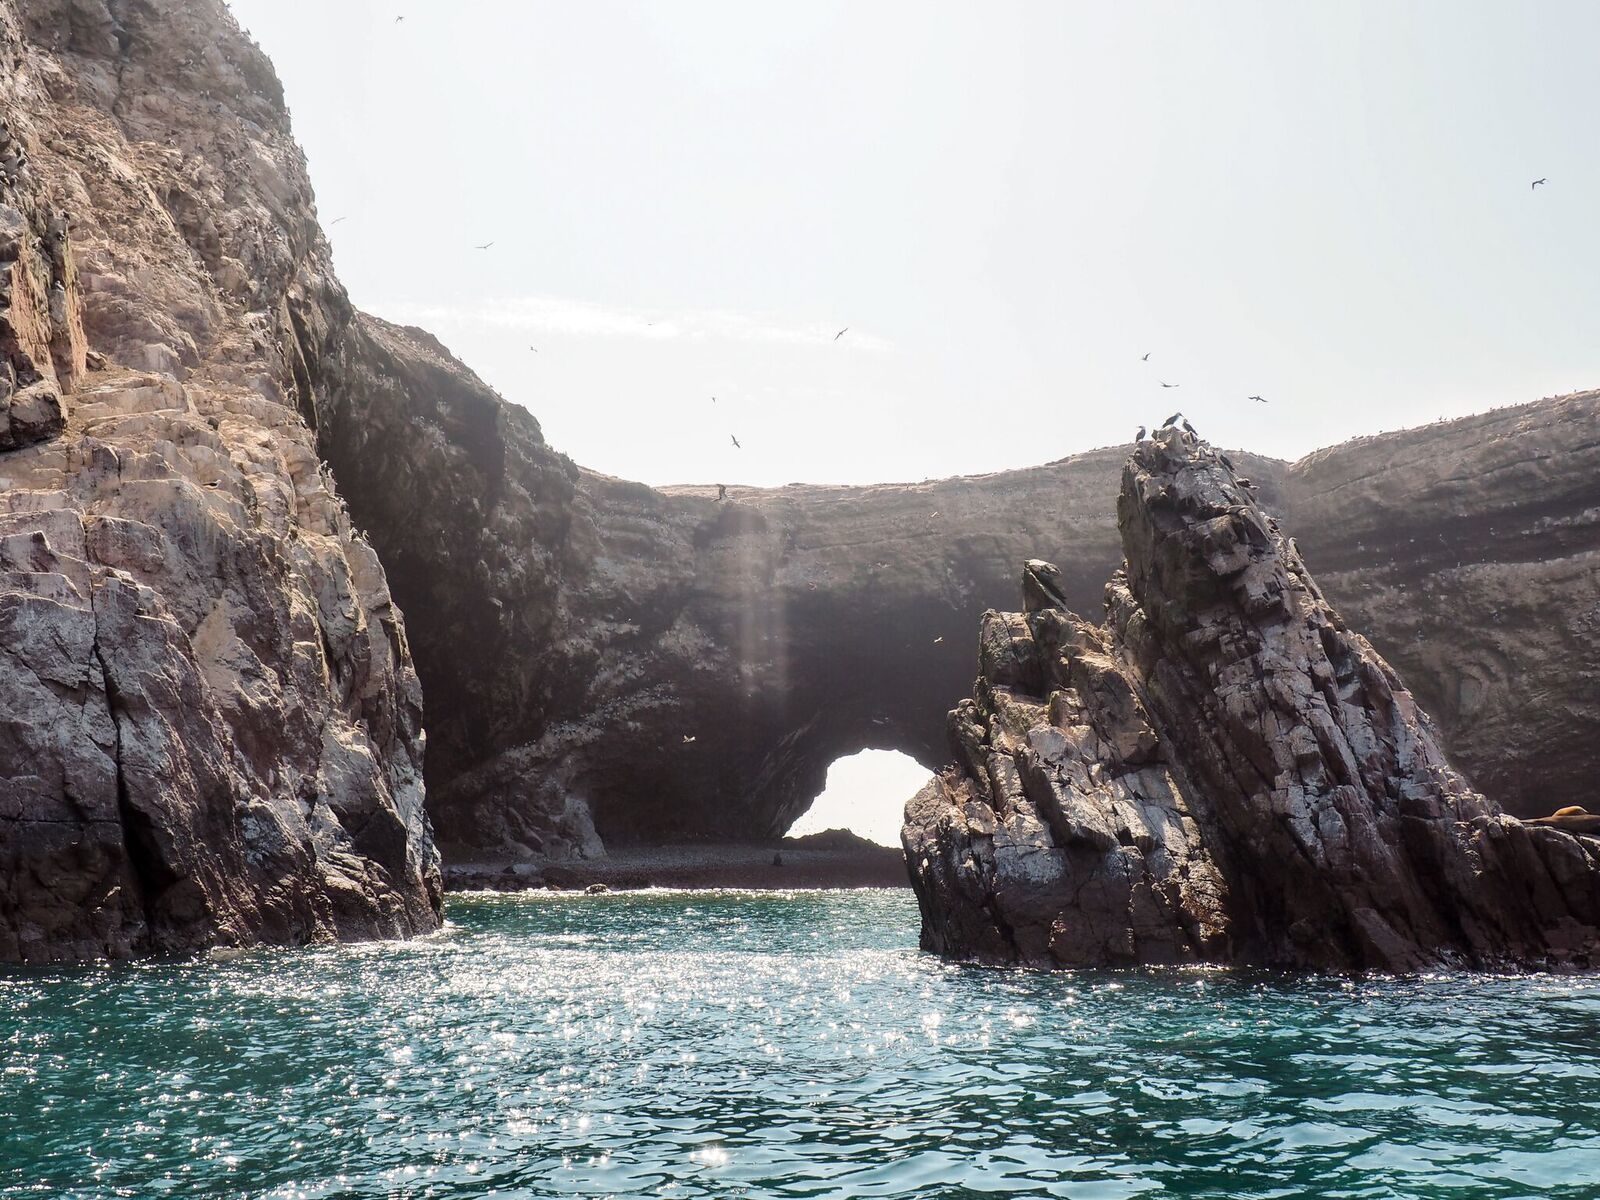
[316,343,1600,864]
[0,0,440,960]
[903,429,1600,971]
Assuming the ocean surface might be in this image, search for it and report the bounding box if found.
[4,890,1600,1199]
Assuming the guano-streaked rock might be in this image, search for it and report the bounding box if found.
[903,428,1600,971]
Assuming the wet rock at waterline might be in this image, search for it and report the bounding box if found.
[904,428,1600,971]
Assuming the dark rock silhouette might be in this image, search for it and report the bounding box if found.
[903,428,1600,970]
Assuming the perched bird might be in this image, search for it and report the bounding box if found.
[1160,412,1182,428]
[1248,394,1267,403]
[1236,478,1254,489]
[1532,178,1547,189]
[834,327,849,341]
[1159,381,1179,389]
[730,435,741,449]
[474,241,494,250]
[1141,352,1151,361]
[716,484,727,501]
[1135,425,1147,441]
[1181,418,1197,436]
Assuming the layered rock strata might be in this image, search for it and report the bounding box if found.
[903,429,1600,971]
[0,0,440,960]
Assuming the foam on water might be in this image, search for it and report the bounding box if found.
[4,889,1600,1198]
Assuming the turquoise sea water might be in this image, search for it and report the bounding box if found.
[4,889,1600,1199]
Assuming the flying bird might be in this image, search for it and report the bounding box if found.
[1248,394,1267,403]
[1141,352,1151,361]
[933,636,944,644]
[474,241,494,250]
[330,216,348,225]
[834,327,848,341]
[730,435,741,449]
[1161,412,1182,427]
[682,735,696,744]
[1532,178,1547,189]
[528,346,538,353]
[1159,381,1179,388]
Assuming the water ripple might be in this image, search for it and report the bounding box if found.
[3,890,1599,1198]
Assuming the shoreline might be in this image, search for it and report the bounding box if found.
[443,832,910,893]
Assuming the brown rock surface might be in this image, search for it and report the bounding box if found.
[0,0,439,960]
[902,429,1600,971]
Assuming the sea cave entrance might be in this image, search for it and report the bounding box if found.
[785,750,931,848]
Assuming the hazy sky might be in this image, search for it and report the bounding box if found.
[228,0,1600,490]
[223,1,1599,838]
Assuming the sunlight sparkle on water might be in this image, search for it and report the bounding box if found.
[5,890,1600,1199]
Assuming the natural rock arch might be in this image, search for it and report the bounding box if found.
[307,320,1600,862]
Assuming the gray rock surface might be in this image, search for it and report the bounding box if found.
[0,0,439,960]
[902,429,1600,971]
[315,354,1600,864]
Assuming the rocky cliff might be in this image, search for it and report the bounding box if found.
[5,0,1595,925]
[902,429,1600,971]
[0,0,439,960]
[315,347,1598,863]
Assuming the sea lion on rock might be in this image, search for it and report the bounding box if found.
[1527,806,1600,836]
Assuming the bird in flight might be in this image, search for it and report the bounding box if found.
[474,241,494,250]
[528,346,538,353]
[1532,178,1547,189]
[834,327,848,341]
[330,216,348,225]
[1141,352,1151,361]
[730,435,742,449]
[933,636,944,644]
[1159,381,1180,389]
[1249,394,1267,403]
[395,15,405,22]
[682,735,696,744]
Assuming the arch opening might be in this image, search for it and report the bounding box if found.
[785,750,930,848]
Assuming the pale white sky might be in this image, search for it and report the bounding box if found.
[224,1,1596,841]
[228,0,1600,490]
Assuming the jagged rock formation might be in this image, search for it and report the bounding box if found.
[0,0,439,960]
[902,429,1600,971]
[4,0,1595,917]
[1286,397,1600,821]
[313,338,1600,862]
